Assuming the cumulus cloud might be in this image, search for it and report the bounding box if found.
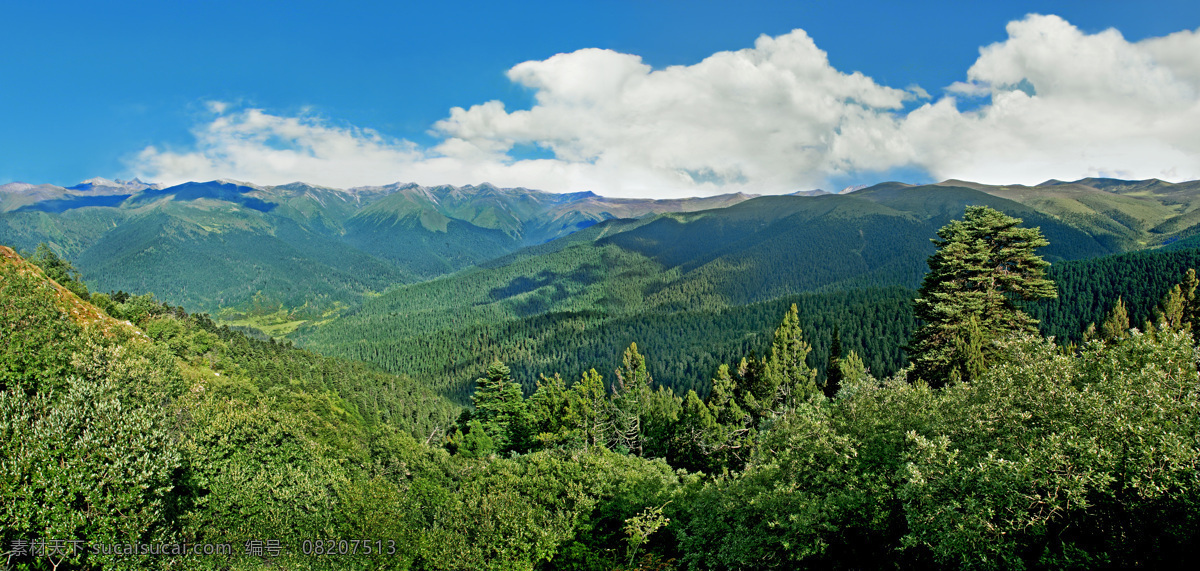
[133,15,1200,197]
[904,15,1200,185]
[433,33,915,195]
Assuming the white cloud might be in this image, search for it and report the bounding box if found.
[135,108,427,188]
[902,15,1200,185]
[133,16,1200,197]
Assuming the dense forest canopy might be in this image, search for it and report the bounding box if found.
[4,196,1200,569]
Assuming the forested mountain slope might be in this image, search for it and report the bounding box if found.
[294,183,1132,396]
[0,179,752,315]
[4,175,1200,324]
[6,228,1200,570]
[9,174,1200,400]
[962,177,1200,249]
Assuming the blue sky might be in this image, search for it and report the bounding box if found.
[3,1,1199,196]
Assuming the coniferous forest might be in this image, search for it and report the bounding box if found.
[5,196,1200,570]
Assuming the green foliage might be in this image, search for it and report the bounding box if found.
[176,393,349,556]
[909,206,1056,386]
[1,377,183,571]
[73,207,411,317]
[10,193,1200,570]
[26,242,90,299]
[831,350,866,396]
[453,419,498,458]
[1100,297,1131,341]
[611,343,655,457]
[1028,247,1200,342]
[623,502,671,567]
[468,360,532,453]
[296,184,1117,402]
[679,402,872,569]
[676,331,1200,569]
[299,281,918,403]
[0,260,82,395]
[764,303,819,407]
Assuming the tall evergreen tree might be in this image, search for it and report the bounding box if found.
[1156,269,1200,332]
[835,350,866,391]
[469,360,529,452]
[613,343,653,456]
[1183,269,1200,327]
[825,327,843,399]
[765,303,818,407]
[1100,297,1131,342]
[947,315,986,384]
[572,368,610,451]
[908,206,1056,386]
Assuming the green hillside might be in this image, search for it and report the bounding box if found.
[0,180,755,320]
[294,183,1132,396]
[6,216,1200,570]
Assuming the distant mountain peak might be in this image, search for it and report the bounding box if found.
[214,178,264,189]
[68,177,160,192]
[0,182,38,193]
[80,177,120,187]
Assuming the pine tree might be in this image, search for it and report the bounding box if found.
[1155,268,1200,332]
[825,328,843,399]
[571,368,610,451]
[836,350,867,390]
[765,303,818,407]
[527,373,572,448]
[470,360,528,452]
[908,206,1056,386]
[1100,297,1130,341]
[676,390,720,471]
[1183,269,1200,327]
[456,420,497,458]
[613,343,652,456]
[947,315,986,384]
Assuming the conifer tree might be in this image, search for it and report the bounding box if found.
[527,373,573,448]
[1100,297,1131,341]
[735,355,768,418]
[765,303,818,406]
[573,368,610,451]
[613,343,653,456]
[456,419,497,458]
[947,315,986,384]
[1157,285,1188,331]
[825,328,843,399]
[908,206,1056,386]
[708,364,747,427]
[676,390,720,470]
[1156,269,1200,332]
[470,360,529,452]
[1183,268,1200,327]
[836,350,867,390]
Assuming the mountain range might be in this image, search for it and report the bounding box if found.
[0,178,751,314]
[7,174,1200,396]
[5,175,1199,316]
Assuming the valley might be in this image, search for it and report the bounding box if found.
[6,176,1200,569]
[7,175,1199,399]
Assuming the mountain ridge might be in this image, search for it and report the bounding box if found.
[5,174,1200,319]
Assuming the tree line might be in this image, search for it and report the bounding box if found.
[4,204,1200,569]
